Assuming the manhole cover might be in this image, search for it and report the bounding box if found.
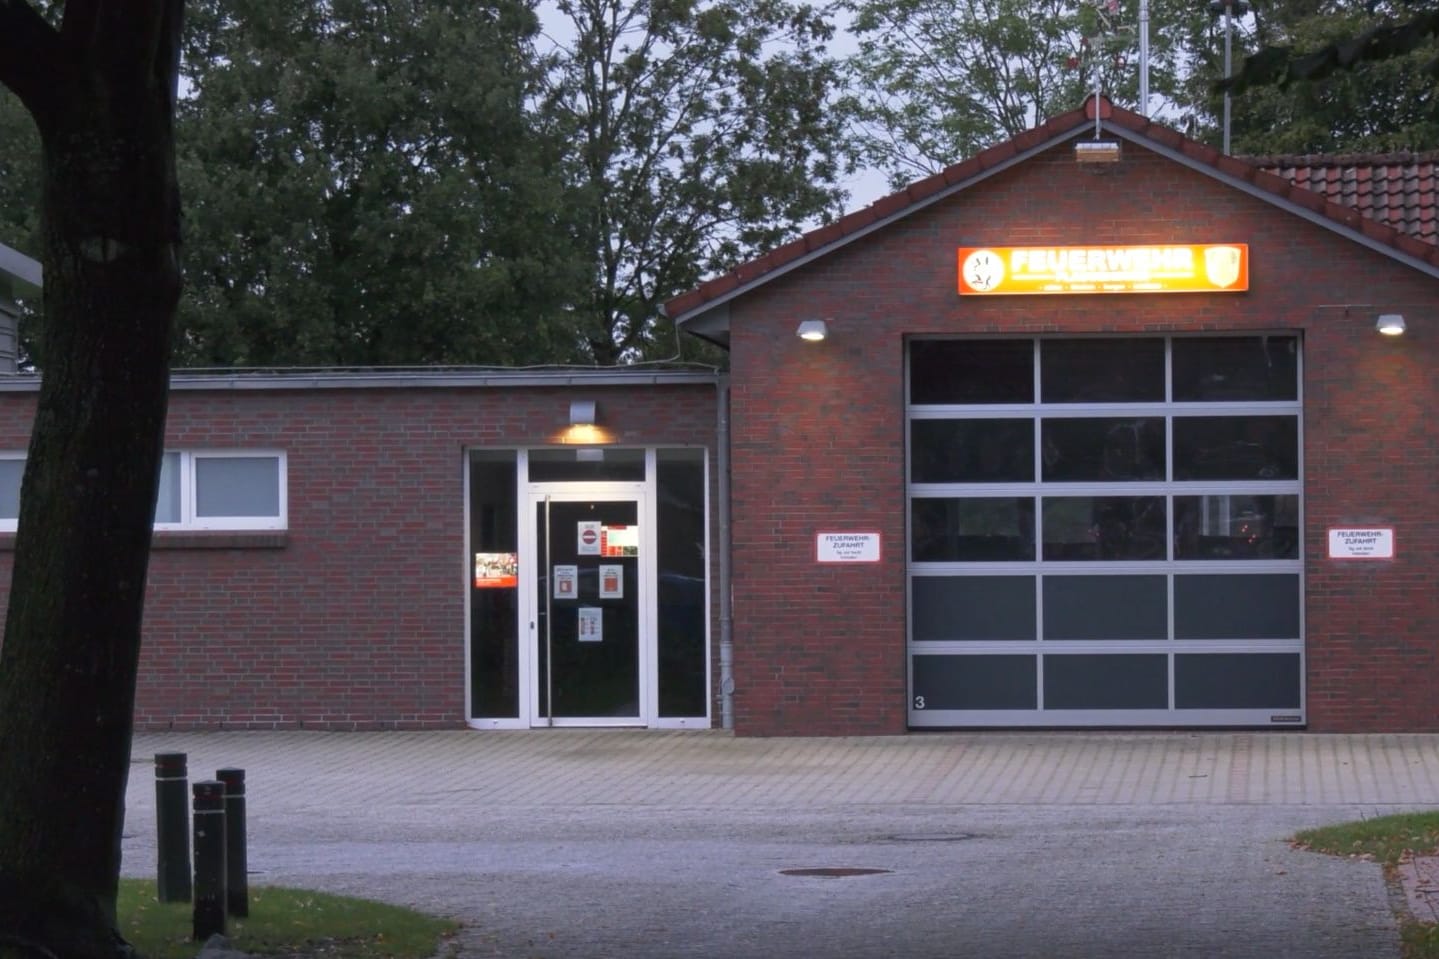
[779,867,892,878]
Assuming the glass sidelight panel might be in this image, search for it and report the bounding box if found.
[657,450,708,717]
[536,499,641,719]
[469,451,520,719]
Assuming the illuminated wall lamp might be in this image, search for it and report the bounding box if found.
[569,400,597,425]
[796,319,829,342]
[1376,314,1406,336]
[1075,140,1122,163]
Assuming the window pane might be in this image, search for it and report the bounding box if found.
[1041,418,1165,481]
[657,449,708,717]
[528,448,645,482]
[1173,416,1298,481]
[912,498,1034,562]
[1174,574,1300,639]
[911,419,1033,483]
[154,452,181,523]
[0,458,22,520]
[1174,495,1300,560]
[195,456,281,517]
[910,339,1033,405]
[913,654,1036,709]
[1172,336,1298,401]
[1043,654,1168,709]
[1043,575,1167,640]
[912,576,1035,641]
[1040,339,1165,403]
[1042,497,1165,561]
[1175,653,1301,709]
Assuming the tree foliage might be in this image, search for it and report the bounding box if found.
[839,0,1214,186]
[542,0,851,361]
[1222,1,1439,155]
[174,0,588,367]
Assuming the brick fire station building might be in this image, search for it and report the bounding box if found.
[2,97,1437,735]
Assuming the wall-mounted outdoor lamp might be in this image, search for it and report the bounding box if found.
[1376,314,1407,336]
[796,319,829,342]
[569,400,597,425]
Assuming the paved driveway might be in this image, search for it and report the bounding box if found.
[122,730,1439,958]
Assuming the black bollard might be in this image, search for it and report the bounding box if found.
[191,780,227,942]
[155,753,192,902]
[216,768,248,918]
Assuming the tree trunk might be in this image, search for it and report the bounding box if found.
[0,4,183,957]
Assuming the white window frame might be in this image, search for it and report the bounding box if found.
[0,452,23,532]
[155,450,288,531]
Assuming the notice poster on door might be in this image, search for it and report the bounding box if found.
[601,524,640,557]
[599,564,624,599]
[473,552,518,588]
[554,564,579,599]
[577,521,602,556]
[577,606,603,641]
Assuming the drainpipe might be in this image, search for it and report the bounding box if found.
[717,374,734,729]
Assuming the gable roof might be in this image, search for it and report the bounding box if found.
[1253,152,1439,246]
[665,97,1439,346]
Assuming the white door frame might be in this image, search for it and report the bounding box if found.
[521,483,655,727]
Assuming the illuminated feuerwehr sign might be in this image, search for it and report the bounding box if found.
[957,244,1249,295]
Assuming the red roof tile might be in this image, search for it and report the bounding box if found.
[1252,152,1439,246]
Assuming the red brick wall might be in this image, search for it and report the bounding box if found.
[726,143,1439,734]
[0,381,718,730]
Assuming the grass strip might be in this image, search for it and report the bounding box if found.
[1292,811,1439,959]
[119,878,459,959]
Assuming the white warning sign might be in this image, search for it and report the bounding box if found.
[1327,528,1395,560]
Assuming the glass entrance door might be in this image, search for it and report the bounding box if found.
[531,495,645,725]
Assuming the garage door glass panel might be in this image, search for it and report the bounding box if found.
[1174,495,1300,560]
[1043,575,1167,640]
[1040,338,1165,403]
[1044,654,1168,709]
[1040,418,1165,482]
[1042,497,1165,561]
[909,339,1034,404]
[1175,653,1301,708]
[911,419,1034,483]
[913,655,1037,709]
[912,576,1035,641]
[1174,574,1300,639]
[912,498,1034,561]
[1173,416,1298,480]
[1172,336,1298,401]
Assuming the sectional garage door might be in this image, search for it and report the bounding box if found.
[907,336,1303,727]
